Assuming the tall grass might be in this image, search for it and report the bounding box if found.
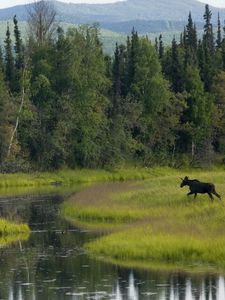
[63,168,225,272]
[0,218,30,248]
[0,167,151,189]
[0,219,30,236]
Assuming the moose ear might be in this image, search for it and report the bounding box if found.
[180,178,183,181]
[184,176,188,180]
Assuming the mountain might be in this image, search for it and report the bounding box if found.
[53,0,225,23]
[0,0,224,34]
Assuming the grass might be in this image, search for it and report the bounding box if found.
[0,167,152,190]
[0,218,30,247]
[0,219,30,235]
[63,167,225,273]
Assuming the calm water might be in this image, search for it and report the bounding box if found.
[0,188,225,300]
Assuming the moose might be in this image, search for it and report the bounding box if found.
[180,176,221,201]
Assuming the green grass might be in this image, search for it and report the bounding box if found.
[63,167,225,273]
[0,219,30,236]
[0,218,30,247]
[0,167,152,190]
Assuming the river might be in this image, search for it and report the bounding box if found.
[0,186,224,300]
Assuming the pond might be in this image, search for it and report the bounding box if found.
[0,187,225,300]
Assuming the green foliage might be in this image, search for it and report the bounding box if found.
[0,69,13,163]
[0,6,225,170]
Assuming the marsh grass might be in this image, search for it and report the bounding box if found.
[0,219,30,236]
[63,168,225,272]
[0,218,30,248]
[0,167,151,190]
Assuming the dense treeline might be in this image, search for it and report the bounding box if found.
[0,1,225,171]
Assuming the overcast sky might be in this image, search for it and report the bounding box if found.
[0,0,225,9]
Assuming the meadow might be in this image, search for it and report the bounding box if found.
[63,168,225,273]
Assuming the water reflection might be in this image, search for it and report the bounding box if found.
[0,191,225,299]
[111,273,225,300]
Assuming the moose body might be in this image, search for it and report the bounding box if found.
[180,176,221,200]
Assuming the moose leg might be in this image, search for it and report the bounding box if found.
[212,190,221,200]
[194,193,197,199]
[187,192,194,197]
[208,193,214,201]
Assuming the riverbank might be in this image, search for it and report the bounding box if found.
[63,168,225,273]
[0,167,154,189]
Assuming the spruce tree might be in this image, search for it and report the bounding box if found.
[216,13,222,48]
[158,34,164,60]
[112,43,127,114]
[168,38,185,93]
[203,4,214,54]
[155,37,158,54]
[13,15,24,92]
[14,15,23,69]
[4,24,14,90]
[202,4,215,90]
[185,12,198,66]
[126,29,139,93]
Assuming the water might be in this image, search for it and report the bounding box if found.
[0,189,225,300]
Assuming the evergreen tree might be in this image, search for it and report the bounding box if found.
[155,37,158,54]
[203,4,214,53]
[4,24,14,90]
[197,39,205,73]
[185,12,198,66]
[158,34,164,60]
[216,13,222,48]
[164,38,185,93]
[14,15,24,70]
[126,29,139,93]
[201,4,215,90]
[13,15,24,92]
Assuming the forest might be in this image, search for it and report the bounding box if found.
[0,1,225,172]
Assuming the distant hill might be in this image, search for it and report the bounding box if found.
[0,20,187,55]
[0,0,224,34]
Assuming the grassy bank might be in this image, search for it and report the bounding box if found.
[0,167,153,189]
[63,168,225,273]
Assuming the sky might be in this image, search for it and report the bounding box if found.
[0,0,225,9]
